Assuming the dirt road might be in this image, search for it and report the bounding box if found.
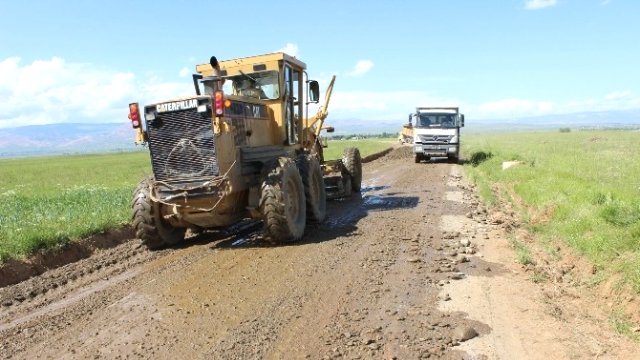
[1,148,638,359]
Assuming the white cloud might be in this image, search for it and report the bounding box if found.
[2,57,639,129]
[604,90,631,101]
[469,92,640,120]
[525,0,557,10]
[0,57,192,128]
[327,90,460,121]
[326,89,640,123]
[476,98,554,117]
[347,60,374,77]
[277,43,299,57]
[178,67,190,77]
[602,91,640,108]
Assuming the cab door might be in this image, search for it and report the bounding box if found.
[283,64,302,145]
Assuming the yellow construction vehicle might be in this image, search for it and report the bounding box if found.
[128,53,361,248]
[398,123,414,144]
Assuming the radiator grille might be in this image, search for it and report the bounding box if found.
[418,134,453,144]
[146,109,219,181]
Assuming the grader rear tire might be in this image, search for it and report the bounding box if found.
[296,155,327,223]
[131,177,185,249]
[260,158,306,243]
[342,147,362,192]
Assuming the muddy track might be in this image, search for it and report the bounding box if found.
[1,147,638,359]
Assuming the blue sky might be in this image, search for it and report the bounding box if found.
[0,0,638,128]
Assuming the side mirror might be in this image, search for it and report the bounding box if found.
[308,80,320,103]
[193,74,203,95]
[408,113,413,126]
[460,114,465,127]
[324,126,335,133]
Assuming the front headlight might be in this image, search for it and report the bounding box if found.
[450,135,458,144]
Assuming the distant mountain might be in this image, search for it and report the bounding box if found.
[1,109,639,158]
[0,123,137,158]
[464,108,640,133]
[327,109,640,136]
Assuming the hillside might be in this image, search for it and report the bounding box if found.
[1,108,639,157]
[0,123,138,158]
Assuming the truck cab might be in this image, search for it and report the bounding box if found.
[409,107,464,163]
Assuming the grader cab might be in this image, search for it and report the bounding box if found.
[128,52,361,249]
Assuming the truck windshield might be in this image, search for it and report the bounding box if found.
[222,71,280,100]
[416,114,456,128]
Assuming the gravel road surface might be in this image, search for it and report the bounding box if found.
[1,148,637,359]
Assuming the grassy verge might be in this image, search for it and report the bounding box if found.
[0,151,151,262]
[462,130,640,293]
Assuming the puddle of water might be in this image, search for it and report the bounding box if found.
[231,238,249,247]
[363,195,386,206]
[222,220,261,236]
[360,194,420,211]
[360,184,389,193]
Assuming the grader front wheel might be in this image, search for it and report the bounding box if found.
[297,155,327,223]
[131,177,185,249]
[260,158,307,243]
[342,147,362,192]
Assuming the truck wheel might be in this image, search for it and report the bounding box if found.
[414,154,422,163]
[260,158,306,243]
[131,177,185,249]
[342,147,362,192]
[297,155,327,223]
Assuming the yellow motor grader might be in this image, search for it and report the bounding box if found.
[127,52,362,248]
[398,123,414,144]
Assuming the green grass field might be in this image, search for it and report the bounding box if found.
[0,139,393,262]
[0,151,151,261]
[462,130,640,293]
[322,138,395,160]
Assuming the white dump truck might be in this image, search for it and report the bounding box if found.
[408,107,465,163]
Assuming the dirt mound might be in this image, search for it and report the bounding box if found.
[361,147,393,163]
[380,145,414,160]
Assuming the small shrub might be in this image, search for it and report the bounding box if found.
[469,151,493,167]
[510,237,534,265]
[600,201,640,227]
[593,192,613,205]
[559,127,571,133]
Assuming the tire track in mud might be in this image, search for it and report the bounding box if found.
[0,221,262,356]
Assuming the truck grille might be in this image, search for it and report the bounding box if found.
[146,109,219,181]
[418,134,453,144]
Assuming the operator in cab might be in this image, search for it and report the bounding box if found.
[235,78,267,99]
